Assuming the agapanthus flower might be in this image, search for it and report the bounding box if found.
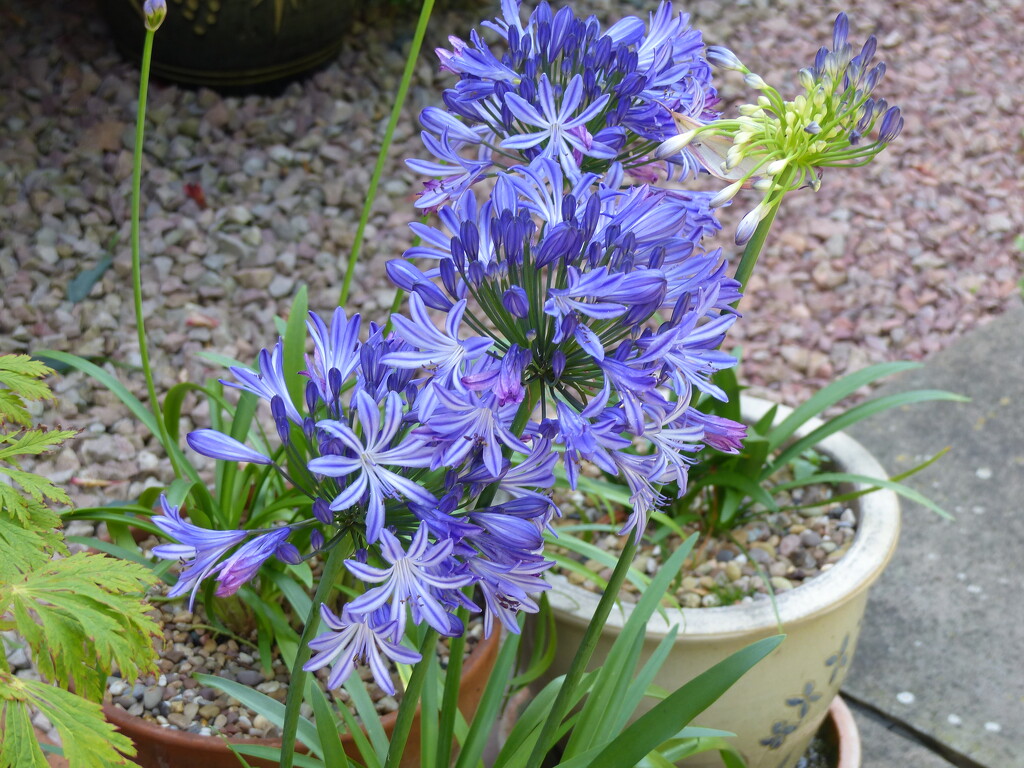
[345,527,474,637]
[223,341,302,424]
[186,429,274,466]
[411,0,719,206]
[303,605,421,695]
[309,390,437,543]
[657,12,903,244]
[152,496,295,607]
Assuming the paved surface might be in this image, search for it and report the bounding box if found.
[842,300,1024,768]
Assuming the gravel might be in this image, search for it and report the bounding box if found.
[553,477,857,607]
[103,588,483,739]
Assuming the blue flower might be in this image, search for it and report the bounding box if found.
[309,390,436,543]
[345,528,473,636]
[151,495,249,609]
[501,74,613,176]
[215,527,294,597]
[382,293,492,390]
[416,384,530,477]
[466,555,552,637]
[303,605,421,695]
[305,308,361,410]
[224,342,302,425]
[186,429,273,465]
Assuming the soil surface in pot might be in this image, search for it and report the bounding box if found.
[104,590,482,739]
[551,466,858,608]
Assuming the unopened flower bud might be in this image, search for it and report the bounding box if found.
[654,130,696,159]
[743,73,769,90]
[798,67,817,91]
[709,180,744,208]
[735,203,769,246]
[766,158,790,175]
[143,0,167,31]
[706,46,746,72]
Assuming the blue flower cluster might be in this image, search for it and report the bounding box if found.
[153,1,905,698]
[410,0,718,209]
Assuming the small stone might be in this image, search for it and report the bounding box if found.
[896,691,915,705]
[379,695,399,712]
[142,686,164,710]
[769,577,794,592]
[778,534,802,557]
[252,714,273,732]
[235,669,264,686]
[680,592,702,609]
[725,562,742,582]
[198,704,221,720]
[800,530,822,547]
[167,712,191,729]
[109,680,128,697]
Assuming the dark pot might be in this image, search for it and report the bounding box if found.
[97,0,357,90]
[104,627,502,768]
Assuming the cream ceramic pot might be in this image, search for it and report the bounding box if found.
[544,398,900,768]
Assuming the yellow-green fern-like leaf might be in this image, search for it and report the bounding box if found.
[1,553,160,701]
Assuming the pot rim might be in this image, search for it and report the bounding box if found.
[545,396,902,638]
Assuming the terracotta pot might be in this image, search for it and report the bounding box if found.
[826,696,862,768]
[544,397,899,768]
[105,627,501,768]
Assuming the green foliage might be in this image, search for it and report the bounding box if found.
[0,675,138,768]
[231,534,780,768]
[0,354,160,766]
[583,362,966,539]
[4,553,160,701]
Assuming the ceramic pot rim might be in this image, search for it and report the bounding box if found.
[545,396,902,638]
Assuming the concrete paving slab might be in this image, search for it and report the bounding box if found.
[842,300,1024,768]
[853,708,957,768]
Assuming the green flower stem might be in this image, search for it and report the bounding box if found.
[338,0,435,307]
[732,166,798,300]
[384,628,439,768]
[130,29,183,478]
[279,539,352,768]
[525,534,640,768]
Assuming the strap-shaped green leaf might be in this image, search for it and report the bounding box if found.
[766,389,968,476]
[33,350,159,435]
[196,673,322,755]
[283,285,309,411]
[585,635,784,768]
[308,682,350,767]
[766,361,922,451]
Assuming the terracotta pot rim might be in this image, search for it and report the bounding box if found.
[104,625,501,755]
[545,395,902,638]
[829,695,862,768]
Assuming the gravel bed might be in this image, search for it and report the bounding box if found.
[105,594,483,739]
[553,478,855,607]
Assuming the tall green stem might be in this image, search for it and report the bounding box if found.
[338,0,435,307]
[131,30,182,477]
[525,535,640,768]
[384,628,439,768]
[279,540,351,768]
[731,167,797,302]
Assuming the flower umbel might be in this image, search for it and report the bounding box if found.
[657,13,903,244]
